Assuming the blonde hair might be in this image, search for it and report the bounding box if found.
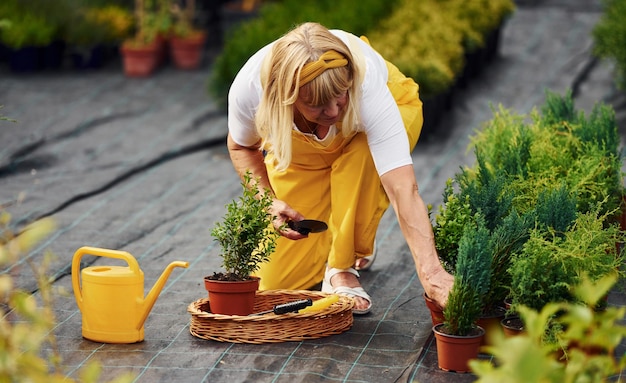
[256,22,363,171]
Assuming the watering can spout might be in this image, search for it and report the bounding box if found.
[138,261,189,329]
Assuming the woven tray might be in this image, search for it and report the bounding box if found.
[188,289,354,344]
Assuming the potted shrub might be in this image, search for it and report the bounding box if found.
[168,0,207,69]
[433,214,492,373]
[204,171,281,316]
[120,0,165,77]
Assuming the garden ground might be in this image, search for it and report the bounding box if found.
[1,0,625,382]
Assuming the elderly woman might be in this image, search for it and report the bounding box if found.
[226,22,453,314]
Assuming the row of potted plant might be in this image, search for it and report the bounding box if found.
[120,0,207,77]
[428,90,626,372]
[206,0,514,116]
[207,0,397,109]
[0,0,133,71]
[366,0,514,135]
[0,0,209,75]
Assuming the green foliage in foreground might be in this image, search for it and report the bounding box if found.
[470,274,626,383]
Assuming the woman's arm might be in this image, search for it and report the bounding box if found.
[227,133,271,191]
[379,164,453,308]
[227,133,305,240]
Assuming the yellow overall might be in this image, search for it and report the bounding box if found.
[255,41,423,291]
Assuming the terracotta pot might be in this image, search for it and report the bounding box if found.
[500,315,525,337]
[503,297,513,310]
[423,292,444,326]
[204,276,259,316]
[120,41,160,77]
[169,31,207,70]
[433,323,484,373]
[477,306,506,346]
[155,34,168,66]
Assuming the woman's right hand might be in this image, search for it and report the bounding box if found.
[270,199,308,240]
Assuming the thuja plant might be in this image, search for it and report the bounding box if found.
[442,214,492,336]
[508,203,625,314]
[433,178,473,274]
[483,208,535,312]
[210,171,281,281]
[470,273,626,382]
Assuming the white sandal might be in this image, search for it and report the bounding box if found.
[321,267,372,315]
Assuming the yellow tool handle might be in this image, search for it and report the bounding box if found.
[299,294,339,313]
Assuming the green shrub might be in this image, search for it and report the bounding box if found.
[208,0,396,108]
[0,6,56,49]
[208,0,514,106]
[471,91,624,221]
[64,4,133,46]
[368,0,465,99]
[433,178,473,274]
[434,90,624,329]
[210,171,281,280]
[508,206,625,313]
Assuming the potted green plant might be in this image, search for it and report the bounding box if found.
[168,0,207,69]
[204,171,281,316]
[120,0,165,77]
[433,214,492,373]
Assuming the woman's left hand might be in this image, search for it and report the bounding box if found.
[270,198,308,240]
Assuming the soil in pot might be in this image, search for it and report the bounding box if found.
[433,323,485,373]
[501,315,525,337]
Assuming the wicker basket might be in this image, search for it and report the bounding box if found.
[188,290,354,344]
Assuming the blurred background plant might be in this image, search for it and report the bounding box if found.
[593,0,626,91]
[470,274,626,382]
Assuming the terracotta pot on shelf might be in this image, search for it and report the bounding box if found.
[204,276,260,316]
[433,323,485,373]
[169,30,207,70]
[120,40,160,77]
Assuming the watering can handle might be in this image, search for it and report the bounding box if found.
[71,246,141,311]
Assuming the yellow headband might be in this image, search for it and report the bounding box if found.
[299,50,348,86]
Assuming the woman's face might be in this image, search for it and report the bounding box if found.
[294,89,348,127]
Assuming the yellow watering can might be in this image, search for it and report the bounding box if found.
[72,246,189,343]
